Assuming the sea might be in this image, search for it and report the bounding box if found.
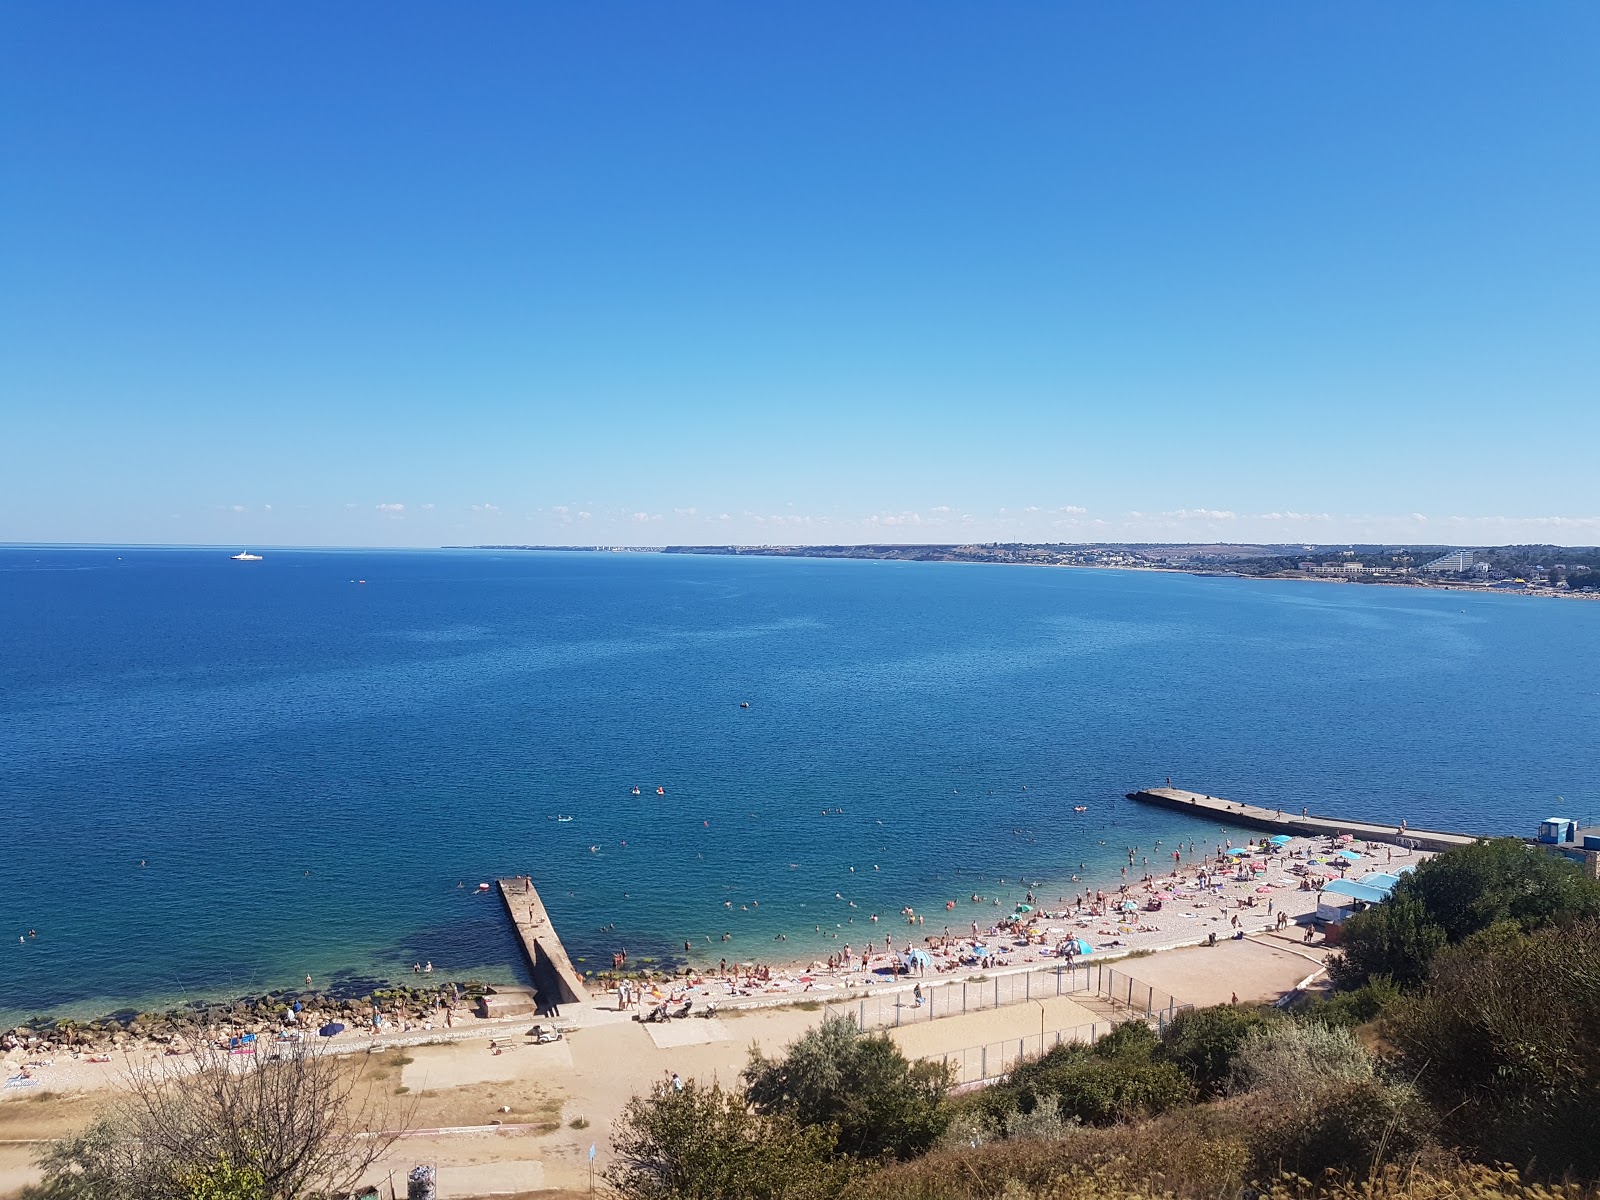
[3,546,1598,1025]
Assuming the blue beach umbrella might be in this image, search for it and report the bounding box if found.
[1226,847,1251,856]
[1269,835,1293,845]
[903,949,932,967]
[1071,938,1094,955]
[317,1022,345,1038]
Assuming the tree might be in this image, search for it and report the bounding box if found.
[607,1080,857,1200]
[1330,839,1600,989]
[742,1016,953,1160]
[1327,896,1448,989]
[1396,838,1600,942]
[35,1041,403,1200]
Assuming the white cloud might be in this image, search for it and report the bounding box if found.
[1023,506,1040,513]
[577,511,592,521]
[633,512,663,522]
[263,504,272,512]
[866,511,924,528]
[553,505,569,515]
[376,503,405,514]
[674,506,698,517]
[420,503,435,511]
[471,503,501,514]
[930,505,952,514]
[230,504,247,513]
[1057,505,1087,515]
[1164,508,1236,521]
[718,513,731,521]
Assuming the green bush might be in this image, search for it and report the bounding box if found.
[1228,1022,1373,1103]
[744,1016,953,1160]
[1246,1077,1435,1180]
[998,1024,1194,1127]
[1328,896,1447,989]
[1330,839,1600,990]
[608,1079,858,1200]
[1156,1004,1278,1094]
[1295,976,1402,1027]
[1388,920,1600,1176]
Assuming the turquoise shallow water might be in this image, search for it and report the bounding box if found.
[2,546,1598,1023]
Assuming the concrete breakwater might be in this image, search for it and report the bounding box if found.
[1127,786,1481,854]
[497,876,589,1013]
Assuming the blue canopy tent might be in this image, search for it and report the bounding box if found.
[1335,849,1363,862]
[1359,872,1403,890]
[1070,938,1094,955]
[1320,878,1390,904]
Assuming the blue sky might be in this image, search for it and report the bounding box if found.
[3,3,1597,547]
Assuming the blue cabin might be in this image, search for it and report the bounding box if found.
[1538,818,1577,845]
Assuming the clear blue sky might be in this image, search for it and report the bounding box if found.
[3,3,1597,547]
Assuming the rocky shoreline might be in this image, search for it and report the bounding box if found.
[2,978,498,1064]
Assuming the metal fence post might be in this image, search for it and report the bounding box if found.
[994,977,1000,1008]
[981,1045,987,1080]
[1146,985,1154,1016]
[859,999,865,1029]
[962,983,967,1013]
[1026,972,1031,1001]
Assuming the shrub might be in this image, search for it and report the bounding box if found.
[1388,920,1600,1176]
[1246,1077,1435,1180]
[1003,1095,1071,1143]
[1228,1022,1373,1104]
[992,1022,1194,1128]
[1157,1004,1278,1094]
[1327,897,1447,989]
[743,1016,953,1160]
[1295,976,1402,1028]
[608,1079,858,1200]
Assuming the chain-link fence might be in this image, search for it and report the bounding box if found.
[931,1021,1106,1087]
[823,961,1188,1032]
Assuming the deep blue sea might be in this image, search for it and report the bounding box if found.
[3,546,1598,1024]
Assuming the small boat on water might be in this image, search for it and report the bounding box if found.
[1072,806,1088,813]
[631,786,641,795]
[739,702,750,708]
[556,815,574,823]
[230,551,263,561]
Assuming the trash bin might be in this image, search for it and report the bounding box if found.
[407,1164,436,1200]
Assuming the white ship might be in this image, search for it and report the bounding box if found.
[231,551,263,561]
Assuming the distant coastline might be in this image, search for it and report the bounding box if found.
[456,542,1600,601]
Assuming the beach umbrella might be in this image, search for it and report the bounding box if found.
[1014,904,1033,914]
[1071,938,1094,955]
[1226,847,1251,856]
[903,949,932,967]
[1269,834,1293,845]
[317,1022,345,1038]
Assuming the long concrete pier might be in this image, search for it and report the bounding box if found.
[497,876,589,1010]
[1126,787,1482,853]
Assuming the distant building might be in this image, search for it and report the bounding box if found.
[1422,549,1478,573]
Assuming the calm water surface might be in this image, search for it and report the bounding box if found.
[3,547,1597,1022]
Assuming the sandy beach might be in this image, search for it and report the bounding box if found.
[0,829,1411,1198]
